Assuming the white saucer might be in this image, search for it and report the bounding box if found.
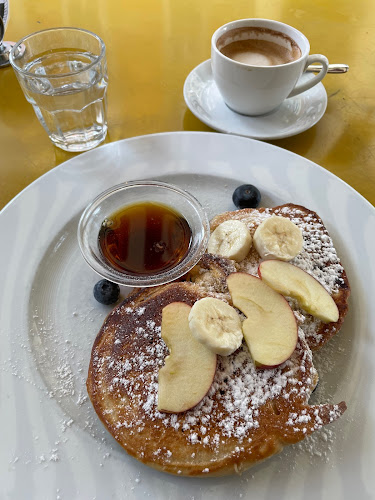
[183,59,328,140]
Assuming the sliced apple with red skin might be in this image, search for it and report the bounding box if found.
[157,302,217,413]
[227,273,298,369]
[258,260,339,323]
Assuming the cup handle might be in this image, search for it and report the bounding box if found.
[288,55,329,98]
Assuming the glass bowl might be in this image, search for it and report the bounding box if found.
[77,181,210,287]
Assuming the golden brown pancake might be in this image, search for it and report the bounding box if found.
[87,204,350,476]
[204,204,350,350]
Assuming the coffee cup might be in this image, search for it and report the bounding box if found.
[211,19,329,116]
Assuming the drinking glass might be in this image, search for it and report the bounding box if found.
[10,27,108,152]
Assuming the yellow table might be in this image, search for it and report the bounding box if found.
[1,0,374,209]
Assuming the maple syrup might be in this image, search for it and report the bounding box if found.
[98,202,192,275]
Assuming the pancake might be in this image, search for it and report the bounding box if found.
[87,203,350,476]
[202,204,350,350]
[87,290,346,475]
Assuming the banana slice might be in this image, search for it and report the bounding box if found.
[207,220,252,262]
[188,297,243,356]
[253,215,303,261]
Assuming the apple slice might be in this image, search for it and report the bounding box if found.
[227,273,298,368]
[158,302,217,413]
[258,260,339,323]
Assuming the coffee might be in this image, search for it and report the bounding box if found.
[217,27,301,66]
[212,19,328,115]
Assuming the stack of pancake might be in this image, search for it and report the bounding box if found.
[87,204,350,476]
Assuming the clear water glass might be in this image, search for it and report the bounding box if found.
[10,27,108,152]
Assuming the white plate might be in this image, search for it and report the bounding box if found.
[1,132,374,500]
[183,60,327,140]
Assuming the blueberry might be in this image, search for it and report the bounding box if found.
[232,184,261,209]
[93,279,120,305]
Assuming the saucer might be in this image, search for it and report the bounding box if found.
[183,59,328,141]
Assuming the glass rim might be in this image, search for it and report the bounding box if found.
[9,26,106,79]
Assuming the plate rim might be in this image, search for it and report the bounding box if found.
[1,131,373,218]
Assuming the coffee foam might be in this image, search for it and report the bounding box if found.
[217,26,302,66]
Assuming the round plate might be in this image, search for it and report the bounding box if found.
[183,60,328,140]
[1,132,374,499]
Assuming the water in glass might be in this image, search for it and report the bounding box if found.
[22,49,108,152]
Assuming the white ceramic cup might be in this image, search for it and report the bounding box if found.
[211,18,329,116]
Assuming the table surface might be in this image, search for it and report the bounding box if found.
[1,0,374,210]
